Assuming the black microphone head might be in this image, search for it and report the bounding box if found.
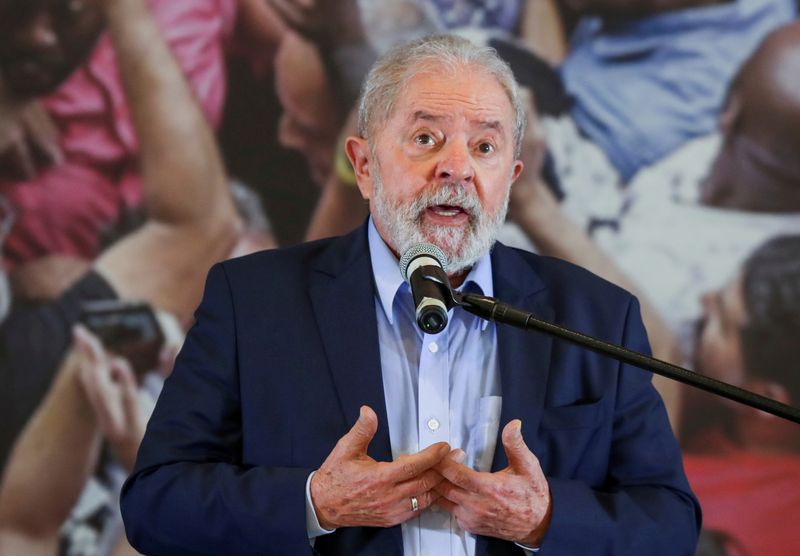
[399,243,449,281]
[400,244,451,334]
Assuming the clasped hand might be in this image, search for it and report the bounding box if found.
[310,407,551,546]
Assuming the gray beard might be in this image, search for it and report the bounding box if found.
[372,167,510,274]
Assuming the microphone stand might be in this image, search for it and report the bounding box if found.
[420,267,800,425]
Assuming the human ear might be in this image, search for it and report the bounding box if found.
[510,159,524,183]
[345,136,374,201]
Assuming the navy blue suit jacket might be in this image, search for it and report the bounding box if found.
[121,225,700,555]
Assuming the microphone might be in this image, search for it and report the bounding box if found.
[399,243,452,334]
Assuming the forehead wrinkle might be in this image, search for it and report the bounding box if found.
[405,98,510,132]
[414,89,507,112]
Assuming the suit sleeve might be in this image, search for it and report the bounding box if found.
[120,263,316,555]
[539,297,701,555]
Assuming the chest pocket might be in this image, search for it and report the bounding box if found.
[540,398,603,430]
[537,398,609,482]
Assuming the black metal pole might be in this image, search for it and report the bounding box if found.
[456,292,800,425]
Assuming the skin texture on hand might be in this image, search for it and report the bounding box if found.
[73,325,146,471]
[310,405,451,529]
[435,420,552,547]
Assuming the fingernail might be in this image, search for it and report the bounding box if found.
[452,449,466,463]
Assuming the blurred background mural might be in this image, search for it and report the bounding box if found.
[1,0,799,554]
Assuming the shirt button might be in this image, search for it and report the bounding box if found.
[427,417,440,431]
[428,342,439,353]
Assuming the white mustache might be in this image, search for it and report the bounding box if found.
[409,183,482,220]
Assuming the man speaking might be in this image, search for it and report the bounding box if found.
[121,35,700,555]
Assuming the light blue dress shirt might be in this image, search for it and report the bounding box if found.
[306,220,538,554]
[369,219,500,556]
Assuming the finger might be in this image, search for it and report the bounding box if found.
[391,488,442,524]
[110,357,139,414]
[73,330,125,431]
[501,419,537,475]
[394,468,444,499]
[72,324,105,364]
[335,405,378,456]
[73,325,108,397]
[26,105,62,165]
[436,453,484,493]
[383,441,450,482]
[435,479,472,506]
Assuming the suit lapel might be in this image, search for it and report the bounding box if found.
[489,243,554,471]
[477,244,554,556]
[309,225,403,554]
[309,225,393,462]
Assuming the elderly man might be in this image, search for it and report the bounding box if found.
[121,35,699,555]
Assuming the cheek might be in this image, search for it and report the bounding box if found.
[379,156,428,199]
[477,177,511,214]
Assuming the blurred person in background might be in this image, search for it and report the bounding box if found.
[508,20,800,362]
[0,0,250,470]
[0,0,285,273]
[0,318,182,556]
[0,1,279,552]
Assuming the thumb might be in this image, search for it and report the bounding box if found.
[502,420,536,474]
[339,405,378,455]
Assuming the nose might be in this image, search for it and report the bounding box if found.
[434,140,474,184]
[18,12,59,50]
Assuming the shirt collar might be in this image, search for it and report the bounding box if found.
[367,217,494,330]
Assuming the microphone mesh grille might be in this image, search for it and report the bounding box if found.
[399,243,449,280]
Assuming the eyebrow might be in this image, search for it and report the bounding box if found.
[409,110,505,133]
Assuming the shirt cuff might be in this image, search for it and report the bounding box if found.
[306,471,337,539]
[515,542,540,553]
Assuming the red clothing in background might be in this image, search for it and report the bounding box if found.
[684,451,800,556]
[1,0,236,267]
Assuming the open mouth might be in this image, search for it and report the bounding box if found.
[425,204,471,224]
[430,204,466,217]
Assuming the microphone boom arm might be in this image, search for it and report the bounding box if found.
[424,279,800,425]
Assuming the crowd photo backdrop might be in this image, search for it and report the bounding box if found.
[1,0,799,555]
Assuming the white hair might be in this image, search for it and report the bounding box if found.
[357,34,526,157]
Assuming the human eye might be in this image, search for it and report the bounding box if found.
[413,132,437,147]
[477,141,495,155]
